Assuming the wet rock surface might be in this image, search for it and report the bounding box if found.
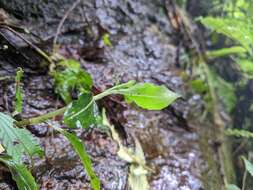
[0,0,204,189]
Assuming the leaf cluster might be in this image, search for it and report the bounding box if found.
[0,58,180,190]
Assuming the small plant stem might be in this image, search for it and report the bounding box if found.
[106,80,135,91]
[68,90,117,119]
[93,80,135,100]
[16,107,67,127]
[16,86,122,127]
[242,168,247,190]
[0,76,12,81]
[53,0,81,53]
[93,90,115,101]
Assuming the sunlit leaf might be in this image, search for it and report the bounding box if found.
[53,59,93,103]
[0,112,43,162]
[62,131,100,190]
[117,83,180,110]
[64,93,101,128]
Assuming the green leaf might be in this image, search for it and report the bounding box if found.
[226,184,240,190]
[0,155,38,190]
[236,59,253,75]
[206,46,247,58]
[191,79,208,93]
[242,157,253,177]
[0,112,43,162]
[10,163,38,190]
[53,59,93,103]
[200,17,253,52]
[207,69,236,112]
[62,131,100,190]
[64,93,101,128]
[102,33,112,47]
[14,67,24,114]
[225,129,253,139]
[117,83,180,110]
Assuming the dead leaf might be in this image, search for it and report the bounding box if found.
[102,109,150,190]
[0,144,5,153]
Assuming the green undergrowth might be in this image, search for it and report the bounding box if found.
[0,56,180,190]
[194,1,253,189]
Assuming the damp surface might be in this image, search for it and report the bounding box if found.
[0,0,207,189]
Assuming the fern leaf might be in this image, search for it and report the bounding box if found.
[201,17,253,52]
[225,129,253,139]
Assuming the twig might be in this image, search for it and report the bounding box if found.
[15,82,130,127]
[242,168,247,190]
[53,0,81,53]
[16,88,112,127]
[16,106,67,127]
[0,76,12,81]
[242,154,251,190]
[0,24,53,65]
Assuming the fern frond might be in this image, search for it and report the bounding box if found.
[225,128,253,139]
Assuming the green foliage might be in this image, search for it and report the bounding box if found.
[0,157,38,190]
[200,17,253,52]
[14,68,24,115]
[52,124,100,190]
[1,54,179,190]
[116,83,180,110]
[61,130,100,190]
[63,81,179,129]
[102,33,112,47]
[236,59,253,76]
[206,46,247,58]
[53,59,93,103]
[225,129,253,139]
[64,93,101,128]
[0,113,42,190]
[9,163,38,190]
[242,157,253,177]
[201,5,253,189]
[223,0,253,20]
[0,112,43,162]
[190,79,208,94]
[207,69,236,113]
[226,184,240,190]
